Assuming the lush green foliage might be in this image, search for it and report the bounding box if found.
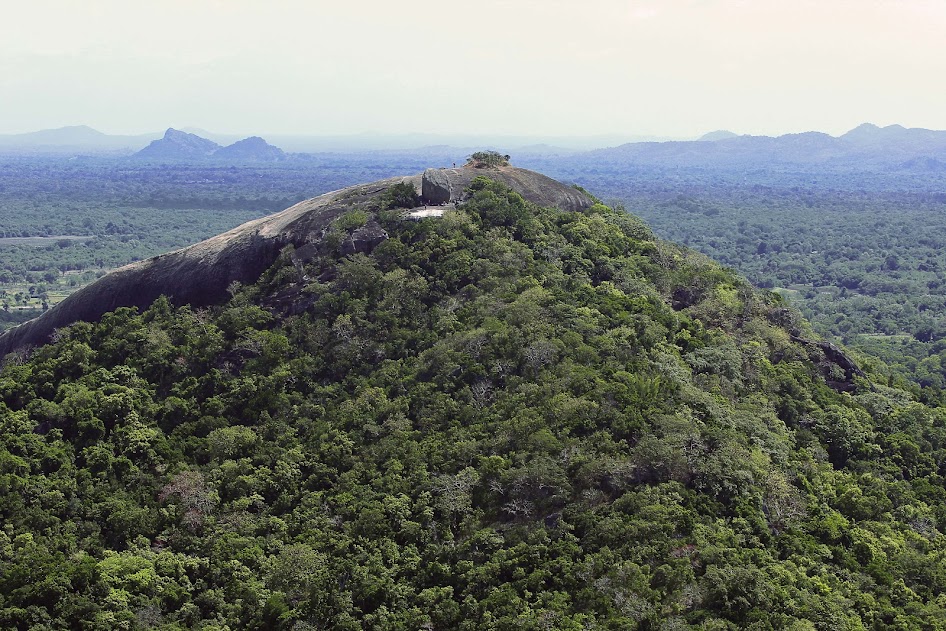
[517,159,946,400]
[382,182,420,209]
[467,151,511,168]
[622,188,946,399]
[3,178,946,628]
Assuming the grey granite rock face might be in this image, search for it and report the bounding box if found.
[0,175,411,358]
[422,168,458,205]
[0,167,592,357]
[340,222,388,256]
[790,334,868,392]
[421,166,594,212]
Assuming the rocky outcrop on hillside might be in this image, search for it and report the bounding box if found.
[791,335,868,392]
[421,166,593,211]
[134,128,221,160]
[214,136,285,161]
[133,129,287,161]
[0,166,592,356]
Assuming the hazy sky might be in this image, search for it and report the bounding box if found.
[2,0,944,138]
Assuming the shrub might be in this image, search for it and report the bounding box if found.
[383,182,420,209]
[466,151,510,168]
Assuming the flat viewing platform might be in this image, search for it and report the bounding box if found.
[405,203,456,220]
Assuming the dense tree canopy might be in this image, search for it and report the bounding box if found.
[467,151,511,168]
[516,162,946,401]
[2,177,946,628]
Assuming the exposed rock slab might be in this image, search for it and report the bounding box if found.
[422,166,594,212]
[340,222,388,256]
[791,335,870,392]
[0,175,411,357]
[0,167,593,357]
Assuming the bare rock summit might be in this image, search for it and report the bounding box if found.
[214,136,285,161]
[134,128,221,160]
[421,166,593,212]
[0,166,592,357]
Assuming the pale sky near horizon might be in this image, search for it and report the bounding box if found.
[1,0,944,138]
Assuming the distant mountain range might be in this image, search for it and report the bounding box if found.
[0,125,288,162]
[3,124,946,172]
[0,125,161,151]
[0,126,681,154]
[133,129,286,162]
[570,123,946,171]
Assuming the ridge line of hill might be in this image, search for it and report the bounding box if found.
[0,166,593,357]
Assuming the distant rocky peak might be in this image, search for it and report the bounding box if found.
[214,136,285,161]
[847,122,881,134]
[841,122,909,142]
[698,130,740,142]
[163,128,218,146]
[237,136,267,146]
[133,129,221,160]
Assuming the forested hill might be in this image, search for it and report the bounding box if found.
[577,123,946,171]
[3,172,946,628]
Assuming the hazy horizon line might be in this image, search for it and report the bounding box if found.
[0,120,939,142]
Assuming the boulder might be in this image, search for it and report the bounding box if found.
[340,222,388,256]
[422,168,457,205]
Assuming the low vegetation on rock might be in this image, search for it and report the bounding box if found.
[382,181,421,209]
[466,150,511,168]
